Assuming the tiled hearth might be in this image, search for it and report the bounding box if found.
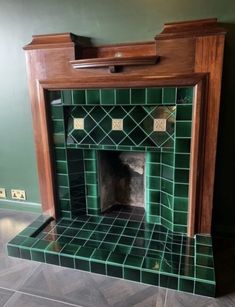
[7,207,215,297]
[7,86,216,296]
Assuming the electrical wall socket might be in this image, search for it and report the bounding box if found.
[0,188,6,198]
[11,189,26,201]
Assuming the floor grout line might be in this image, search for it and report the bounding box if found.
[14,260,41,291]
[0,286,83,307]
[164,289,168,307]
[2,291,17,307]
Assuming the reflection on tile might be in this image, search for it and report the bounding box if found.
[7,210,215,297]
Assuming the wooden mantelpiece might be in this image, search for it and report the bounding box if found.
[24,18,226,236]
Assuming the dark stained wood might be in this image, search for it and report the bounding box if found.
[195,34,226,234]
[187,79,207,237]
[156,18,226,40]
[70,55,159,73]
[23,32,80,50]
[23,18,226,236]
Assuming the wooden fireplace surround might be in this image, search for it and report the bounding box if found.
[23,18,226,237]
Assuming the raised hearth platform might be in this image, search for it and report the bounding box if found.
[7,206,215,297]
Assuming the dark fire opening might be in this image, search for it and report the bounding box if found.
[98,151,145,212]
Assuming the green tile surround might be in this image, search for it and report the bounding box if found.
[7,86,216,297]
[50,87,193,232]
[7,211,215,297]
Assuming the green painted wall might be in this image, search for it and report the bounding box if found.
[0,0,234,235]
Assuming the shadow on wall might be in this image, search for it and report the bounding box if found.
[213,23,235,238]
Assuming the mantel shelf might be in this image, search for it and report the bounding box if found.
[70,55,159,73]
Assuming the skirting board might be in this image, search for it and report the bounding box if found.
[0,199,42,213]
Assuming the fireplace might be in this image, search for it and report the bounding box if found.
[98,151,146,212]
[49,88,192,232]
[7,19,226,297]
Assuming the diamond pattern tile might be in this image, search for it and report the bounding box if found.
[67,105,175,148]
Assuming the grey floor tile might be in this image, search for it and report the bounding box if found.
[90,274,166,307]
[0,209,39,246]
[0,210,40,289]
[0,255,39,290]
[165,290,215,307]
[18,263,165,307]
[0,288,14,307]
[3,292,82,307]
[165,289,235,307]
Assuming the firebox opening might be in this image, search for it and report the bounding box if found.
[98,151,145,213]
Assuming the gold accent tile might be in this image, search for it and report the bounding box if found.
[154,119,166,132]
[74,118,84,130]
[112,119,123,131]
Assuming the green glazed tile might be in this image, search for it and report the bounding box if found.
[57,174,69,187]
[72,90,86,105]
[175,139,191,153]
[76,246,94,258]
[84,240,100,248]
[108,252,126,265]
[174,212,187,225]
[160,274,178,290]
[179,277,194,293]
[147,176,160,190]
[163,88,176,104]
[91,261,106,274]
[45,252,60,265]
[51,106,63,120]
[53,133,65,147]
[62,90,72,105]
[60,255,75,268]
[146,88,162,104]
[114,245,131,254]
[196,266,215,281]
[162,153,174,166]
[52,120,64,134]
[141,271,159,286]
[101,89,115,104]
[107,264,123,278]
[32,240,51,250]
[174,197,188,212]
[175,184,189,198]
[75,258,90,271]
[176,105,193,120]
[194,281,215,297]
[99,242,116,252]
[91,249,110,262]
[177,87,194,104]
[31,250,45,262]
[197,245,213,256]
[176,122,192,138]
[124,267,140,282]
[86,89,100,105]
[124,255,143,268]
[162,165,174,181]
[7,245,20,258]
[115,89,130,105]
[55,161,68,175]
[196,235,212,246]
[142,257,161,272]
[131,88,146,104]
[77,230,92,239]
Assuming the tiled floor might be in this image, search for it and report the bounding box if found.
[1,209,235,307]
[7,206,215,296]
